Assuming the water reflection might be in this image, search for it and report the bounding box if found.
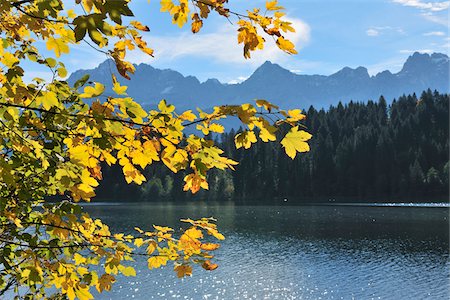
[85,203,449,299]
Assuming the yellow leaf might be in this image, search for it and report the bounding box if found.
[209,123,224,133]
[174,264,192,278]
[74,253,86,265]
[160,0,174,12]
[77,267,89,276]
[201,260,218,271]
[158,99,175,114]
[57,66,68,78]
[178,110,196,121]
[146,241,157,255]
[260,126,277,142]
[37,91,59,110]
[287,109,306,122]
[119,265,136,277]
[96,274,115,293]
[191,13,203,33]
[280,126,312,159]
[183,173,208,193]
[147,256,168,269]
[80,83,105,98]
[266,0,284,11]
[134,238,144,247]
[153,225,173,233]
[67,9,77,19]
[1,52,19,68]
[112,74,128,95]
[276,36,297,54]
[46,37,69,57]
[75,287,93,300]
[256,99,279,112]
[208,228,225,240]
[235,131,257,149]
[66,286,76,300]
[200,243,220,251]
[130,21,150,31]
[184,227,203,239]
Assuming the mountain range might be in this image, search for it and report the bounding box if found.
[68,52,449,109]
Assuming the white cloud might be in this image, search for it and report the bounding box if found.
[366,26,406,36]
[127,17,311,67]
[366,28,380,36]
[367,57,406,75]
[392,0,450,12]
[392,1,450,27]
[423,31,446,36]
[227,76,249,84]
[399,49,435,54]
[23,71,54,84]
[421,12,449,26]
[441,42,450,48]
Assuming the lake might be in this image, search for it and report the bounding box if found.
[84,203,449,300]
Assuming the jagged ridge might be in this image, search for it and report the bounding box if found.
[68,52,449,109]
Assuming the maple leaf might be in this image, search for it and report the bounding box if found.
[46,38,70,57]
[201,260,218,271]
[174,264,193,278]
[37,91,59,110]
[276,36,298,54]
[0,1,311,298]
[281,126,312,159]
[266,0,284,11]
[79,83,105,98]
[112,74,128,95]
[235,131,257,149]
[147,256,168,269]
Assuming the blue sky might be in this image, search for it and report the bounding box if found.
[32,0,450,83]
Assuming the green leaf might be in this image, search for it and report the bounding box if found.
[103,0,134,25]
[45,58,57,68]
[73,14,110,45]
[74,74,90,89]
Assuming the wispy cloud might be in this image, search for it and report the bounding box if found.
[289,69,302,74]
[420,12,449,26]
[399,49,435,54]
[366,26,406,37]
[366,57,406,75]
[392,1,450,27]
[392,0,450,12]
[440,37,450,49]
[227,76,249,84]
[423,31,446,36]
[128,17,311,67]
[366,28,380,36]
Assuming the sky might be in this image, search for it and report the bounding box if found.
[30,0,450,83]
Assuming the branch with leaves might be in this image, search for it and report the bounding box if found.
[0,0,311,299]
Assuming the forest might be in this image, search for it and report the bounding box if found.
[96,89,449,203]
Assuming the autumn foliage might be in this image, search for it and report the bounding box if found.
[0,0,311,299]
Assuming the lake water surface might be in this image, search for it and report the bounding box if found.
[84,203,449,300]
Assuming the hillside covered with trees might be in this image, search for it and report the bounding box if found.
[97,89,449,203]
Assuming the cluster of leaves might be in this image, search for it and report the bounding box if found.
[0,0,310,299]
[160,0,298,58]
[1,202,224,299]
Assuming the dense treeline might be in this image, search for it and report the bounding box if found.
[96,90,449,203]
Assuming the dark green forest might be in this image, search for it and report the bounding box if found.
[96,90,449,203]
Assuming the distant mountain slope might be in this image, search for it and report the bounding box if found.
[68,52,449,109]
